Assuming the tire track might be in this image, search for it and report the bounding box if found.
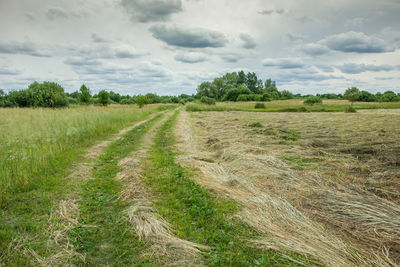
[28,112,162,266]
[116,109,207,266]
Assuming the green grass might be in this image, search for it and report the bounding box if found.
[186,99,400,113]
[70,113,165,266]
[143,110,309,266]
[280,156,324,170]
[0,104,174,200]
[0,105,174,265]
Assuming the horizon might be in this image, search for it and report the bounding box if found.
[1,0,399,95]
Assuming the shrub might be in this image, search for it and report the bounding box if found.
[237,94,263,102]
[68,97,78,104]
[254,103,266,109]
[200,96,216,105]
[134,95,149,108]
[304,96,322,105]
[345,106,357,113]
[344,87,361,105]
[222,85,251,101]
[78,84,91,104]
[98,90,109,106]
[120,98,135,105]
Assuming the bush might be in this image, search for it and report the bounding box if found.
[98,90,109,106]
[200,96,216,105]
[345,106,357,113]
[304,96,322,105]
[222,85,251,101]
[120,98,135,105]
[134,95,149,108]
[237,94,263,102]
[254,103,266,109]
[68,97,78,104]
[78,84,91,104]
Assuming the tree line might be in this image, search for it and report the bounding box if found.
[0,82,195,108]
[195,70,400,103]
[1,75,399,108]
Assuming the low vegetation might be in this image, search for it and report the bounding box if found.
[186,99,400,112]
[200,96,216,105]
[144,111,308,266]
[0,105,170,202]
[186,109,400,265]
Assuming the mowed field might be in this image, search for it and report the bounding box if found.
[1,102,399,266]
[186,99,400,112]
[178,108,400,265]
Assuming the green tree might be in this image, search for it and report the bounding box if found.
[135,95,148,108]
[344,87,361,106]
[245,72,260,94]
[304,96,322,105]
[381,91,399,102]
[98,90,109,106]
[238,70,246,85]
[222,85,252,101]
[200,96,216,105]
[78,84,91,104]
[359,91,376,102]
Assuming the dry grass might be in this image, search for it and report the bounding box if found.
[174,109,400,266]
[115,110,207,266]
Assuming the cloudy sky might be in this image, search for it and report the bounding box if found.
[1,0,399,95]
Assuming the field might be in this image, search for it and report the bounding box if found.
[186,99,400,112]
[1,102,399,266]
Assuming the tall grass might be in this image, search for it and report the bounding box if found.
[186,99,400,112]
[0,105,167,202]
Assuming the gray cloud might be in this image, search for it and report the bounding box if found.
[239,33,256,49]
[0,42,50,57]
[67,44,147,60]
[0,67,21,75]
[220,53,241,63]
[64,57,101,66]
[24,12,35,21]
[174,52,207,63]
[91,33,108,43]
[113,45,147,58]
[322,31,394,53]
[258,8,285,15]
[46,7,69,20]
[121,0,182,23]
[149,24,228,48]
[301,43,330,55]
[316,65,335,73]
[287,33,306,42]
[375,77,393,80]
[262,58,304,69]
[337,63,396,74]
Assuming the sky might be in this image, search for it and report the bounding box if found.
[0,0,400,96]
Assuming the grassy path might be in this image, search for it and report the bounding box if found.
[143,110,305,266]
[0,109,163,266]
[70,113,165,265]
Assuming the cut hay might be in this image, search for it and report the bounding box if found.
[174,110,399,266]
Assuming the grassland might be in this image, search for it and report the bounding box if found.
[0,104,173,265]
[1,101,399,266]
[179,109,400,265]
[0,104,169,199]
[186,99,400,112]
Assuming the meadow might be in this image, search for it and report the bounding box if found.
[0,104,169,199]
[179,108,400,265]
[186,99,400,112]
[1,101,399,266]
